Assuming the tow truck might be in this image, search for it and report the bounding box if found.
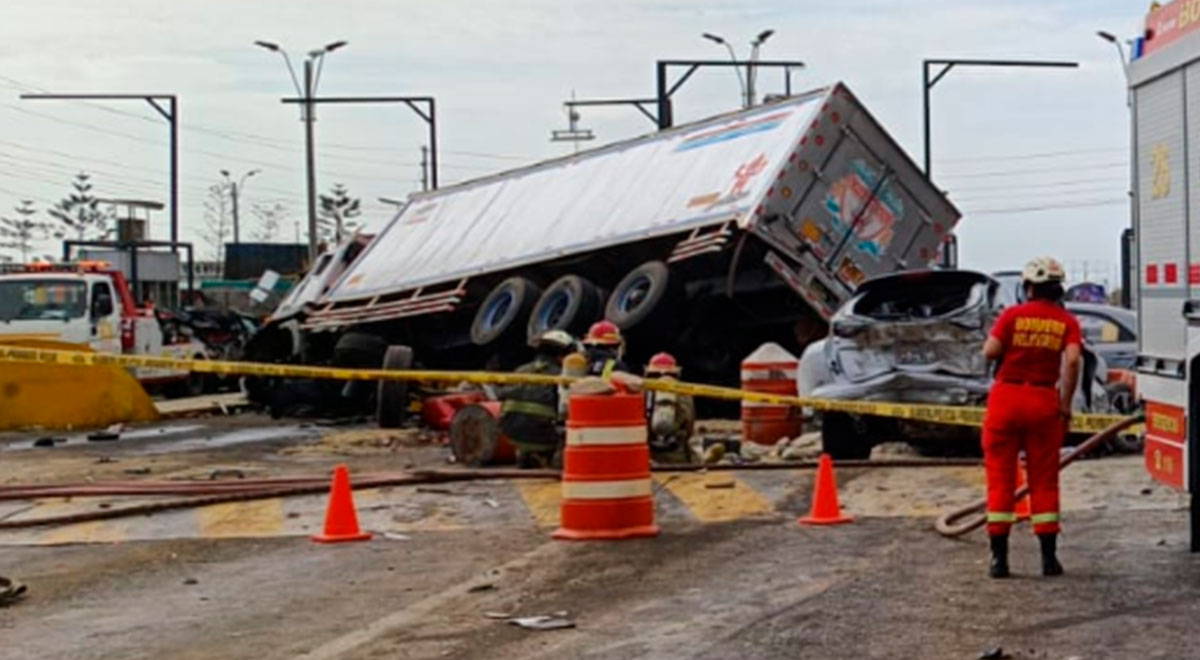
[0,260,208,396]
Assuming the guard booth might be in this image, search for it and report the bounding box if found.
[1130,0,1200,550]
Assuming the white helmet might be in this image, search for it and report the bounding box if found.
[1021,256,1066,285]
[533,329,576,352]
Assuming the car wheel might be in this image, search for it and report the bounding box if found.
[1106,382,1137,415]
[526,274,604,342]
[605,261,672,331]
[820,412,874,460]
[471,277,542,347]
[377,345,414,429]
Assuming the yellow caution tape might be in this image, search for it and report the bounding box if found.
[0,345,1137,435]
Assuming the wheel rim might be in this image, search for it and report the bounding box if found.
[482,291,515,331]
[537,290,572,330]
[617,274,652,313]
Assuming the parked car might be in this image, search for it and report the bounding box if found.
[798,270,1114,459]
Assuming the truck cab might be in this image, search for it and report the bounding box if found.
[0,261,207,395]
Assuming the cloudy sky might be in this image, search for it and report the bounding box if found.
[0,0,1145,283]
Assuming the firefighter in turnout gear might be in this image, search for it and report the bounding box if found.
[643,352,696,463]
[582,320,630,378]
[982,256,1081,579]
[499,330,575,469]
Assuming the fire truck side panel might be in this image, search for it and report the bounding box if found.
[1136,70,1189,364]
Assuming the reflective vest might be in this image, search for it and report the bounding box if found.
[500,358,560,420]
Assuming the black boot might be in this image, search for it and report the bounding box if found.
[989,534,1010,579]
[1039,533,1063,577]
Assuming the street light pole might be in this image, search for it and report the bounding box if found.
[702,33,748,107]
[1099,30,1135,308]
[221,169,259,245]
[921,58,1079,268]
[256,40,346,261]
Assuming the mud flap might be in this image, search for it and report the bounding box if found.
[0,338,159,431]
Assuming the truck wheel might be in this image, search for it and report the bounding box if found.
[1106,382,1137,415]
[526,274,604,342]
[820,412,874,460]
[333,332,389,367]
[377,345,414,429]
[605,260,672,331]
[471,277,542,347]
[334,332,389,408]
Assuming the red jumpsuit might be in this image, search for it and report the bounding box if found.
[983,300,1081,537]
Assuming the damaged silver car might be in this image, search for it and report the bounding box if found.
[798,270,1112,459]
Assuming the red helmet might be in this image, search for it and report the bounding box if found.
[583,320,622,347]
[645,352,680,376]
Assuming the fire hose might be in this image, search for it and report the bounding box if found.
[934,414,1145,538]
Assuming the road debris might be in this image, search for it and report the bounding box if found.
[87,424,124,442]
[182,578,199,586]
[467,583,496,593]
[0,576,26,606]
[507,615,575,631]
[484,611,516,620]
[382,532,411,541]
[978,647,1009,660]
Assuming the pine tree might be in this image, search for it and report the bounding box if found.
[318,183,361,242]
[48,173,111,240]
[0,200,50,262]
[202,182,232,263]
[251,201,287,242]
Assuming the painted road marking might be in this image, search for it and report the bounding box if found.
[516,480,562,528]
[197,498,285,538]
[654,473,775,523]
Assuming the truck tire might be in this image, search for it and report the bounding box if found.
[820,412,874,460]
[605,260,672,331]
[333,332,389,368]
[526,274,604,342]
[471,277,542,347]
[377,345,414,429]
[335,332,389,407]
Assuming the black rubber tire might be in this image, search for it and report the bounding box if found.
[820,412,874,460]
[333,332,389,368]
[526,274,604,343]
[605,260,672,331]
[377,345,414,429]
[471,277,542,347]
[1106,382,1137,415]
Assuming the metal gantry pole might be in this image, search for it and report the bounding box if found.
[303,60,319,260]
[428,98,439,190]
[169,96,178,248]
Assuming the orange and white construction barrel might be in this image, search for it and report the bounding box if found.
[553,389,659,540]
[741,342,802,445]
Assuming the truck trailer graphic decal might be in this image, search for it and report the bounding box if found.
[824,159,903,259]
[675,111,790,152]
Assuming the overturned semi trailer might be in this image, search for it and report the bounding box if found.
[287,82,961,391]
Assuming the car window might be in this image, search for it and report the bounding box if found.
[1076,312,1123,344]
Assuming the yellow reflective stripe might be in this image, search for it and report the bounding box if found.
[987,512,1017,523]
[601,359,615,380]
[1031,513,1060,524]
[566,425,647,446]
[561,478,651,500]
[501,400,557,419]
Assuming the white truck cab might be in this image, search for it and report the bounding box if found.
[0,261,207,394]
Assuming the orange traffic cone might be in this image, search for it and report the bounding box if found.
[799,453,854,525]
[1014,462,1031,523]
[312,464,372,543]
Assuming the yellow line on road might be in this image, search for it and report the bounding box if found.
[654,473,774,523]
[197,498,285,538]
[515,480,562,528]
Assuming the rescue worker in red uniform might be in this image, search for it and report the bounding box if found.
[581,320,630,378]
[982,256,1082,578]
